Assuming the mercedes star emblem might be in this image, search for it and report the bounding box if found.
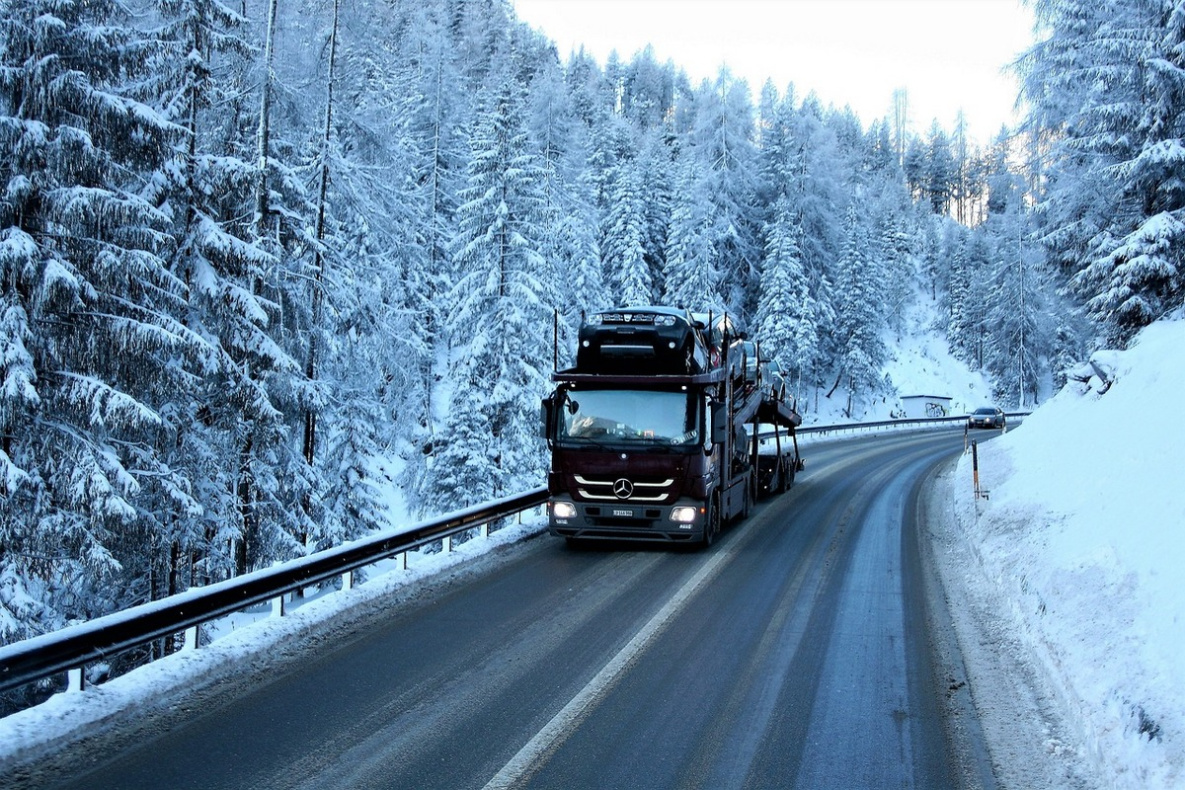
[612,478,634,499]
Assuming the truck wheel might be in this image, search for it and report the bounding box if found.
[702,493,721,548]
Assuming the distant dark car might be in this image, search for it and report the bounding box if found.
[968,406,1006,429]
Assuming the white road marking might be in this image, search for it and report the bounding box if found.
[482,542,737,790]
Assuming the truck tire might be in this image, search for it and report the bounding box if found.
[702,492,721,548]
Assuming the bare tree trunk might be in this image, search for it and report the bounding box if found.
[825,367,844,399]
[254,0,278,236]
[236,432,253,577]
[238,0,278,577]
[303,0,340,471]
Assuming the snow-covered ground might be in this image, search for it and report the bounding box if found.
[943,316,1185,788]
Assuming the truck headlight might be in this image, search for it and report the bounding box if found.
[669,506,698,523]
[552,501,577,518]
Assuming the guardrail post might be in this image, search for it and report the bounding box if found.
[481,523,489,539]
[442,535,452,554]
[67,667,84,693]
[183,626,199,651]
[342,570,353,591]
[398,551,407,571]
[272,594,286,618]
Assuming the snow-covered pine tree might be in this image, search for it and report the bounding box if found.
[636,128,674,302]
[1020,0,1184,343]
[753,87,820,394]
[662,156,723,310]
[149,0,313,579]
[940,223,975,363]
[419,45,554,517]
[983,215,1046,407]
[754,198,819,396]
[602,139,653,306]
[395,0,469,458]
[831,207,887,412]
[686,68,762,319]
[871,185,917,336]
[526,55,606,341]
[783,95,844,371]
[0,0,203,650]
[925,122,956,217]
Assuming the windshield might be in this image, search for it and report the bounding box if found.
[558,388,699,448]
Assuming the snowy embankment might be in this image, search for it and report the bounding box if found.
[949,317,1184,788]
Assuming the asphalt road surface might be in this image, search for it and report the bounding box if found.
[42,428,995,790]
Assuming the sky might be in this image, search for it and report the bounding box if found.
[512,0,1038,144]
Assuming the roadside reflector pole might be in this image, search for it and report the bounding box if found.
[972,440,981,499]
[184,626,199,651]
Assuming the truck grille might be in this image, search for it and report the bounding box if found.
[573,475,675,503]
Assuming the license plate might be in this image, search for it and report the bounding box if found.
[612,508,635,517]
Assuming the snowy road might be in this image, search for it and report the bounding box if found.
[40,430,995,790]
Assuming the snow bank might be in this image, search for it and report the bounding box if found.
[952,317,1185,788]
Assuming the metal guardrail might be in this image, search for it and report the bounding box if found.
[0,411,1029,698]
[0,488,548,696]
[798,411,1028,436]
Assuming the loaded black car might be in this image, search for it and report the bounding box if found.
[576,307,710,375]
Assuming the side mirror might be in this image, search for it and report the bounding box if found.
[540,397,555,440]
[710,401,728,444]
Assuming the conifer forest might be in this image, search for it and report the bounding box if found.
[1,0,1182,684]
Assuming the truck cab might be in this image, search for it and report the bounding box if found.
[542,372,728,544]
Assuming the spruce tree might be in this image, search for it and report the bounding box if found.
[0,0,196,643]
[420,48,553,516]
